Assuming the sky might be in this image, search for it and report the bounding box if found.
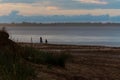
[0,0,120,23]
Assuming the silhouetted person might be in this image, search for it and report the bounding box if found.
[45,39,48,44]
[40,37,43,43]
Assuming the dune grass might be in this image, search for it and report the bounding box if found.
[0,45,71,80]
[0,47,35,80]
[22,46,71,67]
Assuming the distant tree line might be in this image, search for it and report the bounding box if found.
[0,22,120,27]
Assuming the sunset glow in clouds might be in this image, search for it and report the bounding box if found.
[0,0,120,22]
[77,0,108,4]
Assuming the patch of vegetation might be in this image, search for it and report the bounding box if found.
[22,46,71,67]
[0,48,35,80]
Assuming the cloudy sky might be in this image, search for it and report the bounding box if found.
[0,0,120,23]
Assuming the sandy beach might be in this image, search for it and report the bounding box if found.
[17,43,120,80]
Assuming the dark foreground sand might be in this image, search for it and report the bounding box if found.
[19,43,120,80]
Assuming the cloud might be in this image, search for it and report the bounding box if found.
[0,3,120,16]
[76,0,108,5]
[0,0,119,23]
[46,6,59,10]
[0,0,119,18]
[0,0,40,3]
[0,11,120,23]
[0,0,120,9]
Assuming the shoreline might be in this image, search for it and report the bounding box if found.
[18,43,120,54]
[18,42,120,48]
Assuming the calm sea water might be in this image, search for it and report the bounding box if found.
[4,26,120,47]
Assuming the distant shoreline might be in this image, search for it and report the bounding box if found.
[0,23,120,27]
[18,42,120,49]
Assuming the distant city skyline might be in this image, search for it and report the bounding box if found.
[0,0,120,23]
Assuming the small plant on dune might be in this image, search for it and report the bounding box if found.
[22,46,71,67]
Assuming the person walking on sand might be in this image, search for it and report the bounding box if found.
[40,37,43,43]
[45,39,48,44]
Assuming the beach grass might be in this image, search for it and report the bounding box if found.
[22,46,71,67]
[0,48,35,80]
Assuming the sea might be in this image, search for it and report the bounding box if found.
[3,26,120,47]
